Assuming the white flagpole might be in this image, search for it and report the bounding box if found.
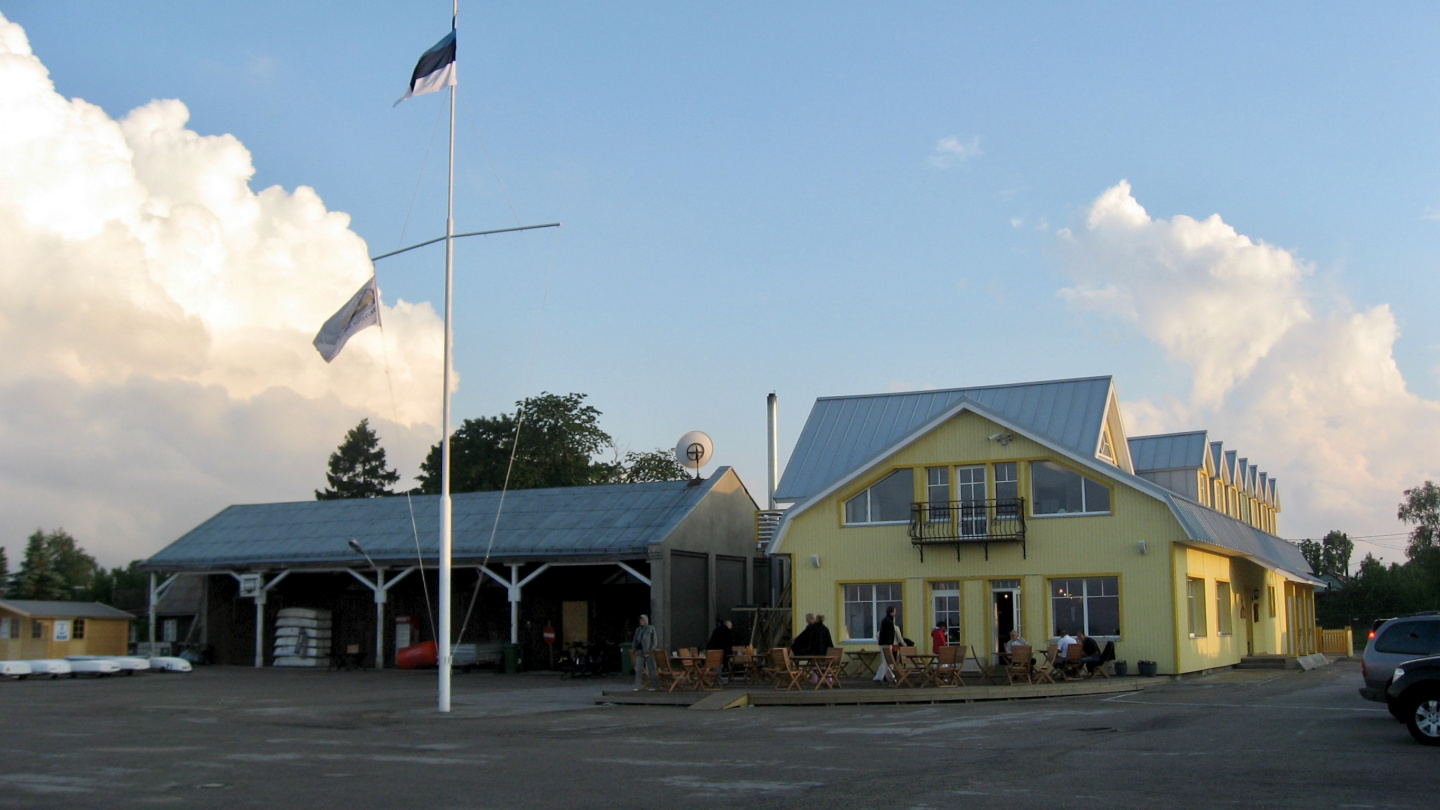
[438,0,458,714]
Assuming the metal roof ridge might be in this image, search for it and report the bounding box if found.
[809,374,1114,402]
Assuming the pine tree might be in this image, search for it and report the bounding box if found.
[12,530,68,600]
[316,419,401,500]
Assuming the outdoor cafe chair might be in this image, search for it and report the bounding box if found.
[1032,646,1060,684]
[1086,641,1116,679]
[962,646,996,684]
[883,647,924,688]
[932,645,964,687]
[1061,644,1086,680]
[651,649,692,692]
[771,648,805,691]
[693,649,725,690]
[1005,644,1033,685]
[812,647,844,689]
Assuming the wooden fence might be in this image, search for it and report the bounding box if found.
[1315,628,1353,657]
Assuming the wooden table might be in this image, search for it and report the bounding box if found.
[905,653,940,687]
[671,655,707,690]
[790,654,843,689]
[845,649,881,678]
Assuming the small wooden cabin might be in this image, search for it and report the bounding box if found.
[0,600,133,660]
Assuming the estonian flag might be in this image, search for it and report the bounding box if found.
[313,277,382,362]
[395,30,457,106]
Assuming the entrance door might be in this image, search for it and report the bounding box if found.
[991,579,1021,657]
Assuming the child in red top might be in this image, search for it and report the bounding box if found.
[931,621,948,650]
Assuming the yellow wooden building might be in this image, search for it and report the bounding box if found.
[0,600,133,660]
[767,376,1321,675]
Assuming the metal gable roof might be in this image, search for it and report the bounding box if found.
[775,376,1114,502]
[145,468,738,571]
[1128,431,1209,472]
[1166,498,1317,584]
[0,600,135,620]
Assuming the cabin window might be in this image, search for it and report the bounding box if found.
[844,469,914,524]
[1187,578,1207,637]
[0,618,15,638]
[1050,577,1120,638]
[1030,461,1110,515]
[1215,582,1233,636]
[842,582,902,642]
[32,620,43,639]
[72,619,86,640]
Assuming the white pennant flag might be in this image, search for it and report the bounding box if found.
[313,277,381,363]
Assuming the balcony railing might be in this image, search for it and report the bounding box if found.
[909,498,1026,561]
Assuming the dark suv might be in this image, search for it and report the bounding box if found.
[1359,614,1440,703]
[1385,655,1440,745]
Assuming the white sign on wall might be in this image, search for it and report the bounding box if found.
[239,574,262,598]
[53,619,71,642]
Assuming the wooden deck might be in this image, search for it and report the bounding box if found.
[598,677,1142,709]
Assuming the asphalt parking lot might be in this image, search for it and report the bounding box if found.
[1,659,1430,809]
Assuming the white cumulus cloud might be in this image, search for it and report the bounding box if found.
[1059,181,1440,552]
[0,13,442,566]
[928,135,983,169]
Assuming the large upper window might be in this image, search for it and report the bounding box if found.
[1030,461,1110,516]
[926,467,950,523]
[1050,577,1120,637]
[843,582,902,642]
[845,469,914,524]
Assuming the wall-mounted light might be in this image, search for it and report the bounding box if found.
[1253,588,1260,602]
[811,554,822,569]
[1137,540,1147,555]
[988,432,1014,446]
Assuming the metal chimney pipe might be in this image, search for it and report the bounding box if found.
[766,392,779,510]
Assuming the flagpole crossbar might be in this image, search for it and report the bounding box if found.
[369,223,561,263]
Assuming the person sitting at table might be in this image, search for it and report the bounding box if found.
[706,619,734,669]
[1055,632,1078,659]
[1077,631,1102,673]
[931,621,948,650]
[1005,629,1029,653]
[812,615,835,652]
[790,613,821,655]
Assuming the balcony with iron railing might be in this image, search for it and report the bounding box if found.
[908,498,1026,561]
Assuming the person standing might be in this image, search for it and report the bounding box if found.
[632,614,658,690]
[873,606,899,684]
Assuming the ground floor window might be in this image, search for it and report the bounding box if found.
[73,619,86,639]
[931,581,960,644]
[1216,581,1233,636]
[1187,578,1207,637]
[31,620,43,639]
[1049,576,1119,637]
[843,582,902,642]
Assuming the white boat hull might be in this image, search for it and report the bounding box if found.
[23,659,72,678]
[148,656,193,673]
[2,661,32,679]
[66,655,151,674]
[64,659,122,675]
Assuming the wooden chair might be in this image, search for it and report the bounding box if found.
[651,649,691,692]
[962,645,996,683]
[811,647,844,689]
[1086,641,1116,679]
[728,646,755,683]
[771,648,805,691]
[1032,645,1060,684]
[883,647,924,688]
[693,649,725,690]
[1005,644,1033,685]
[1061,644,1085,680]
[933,645,965,687]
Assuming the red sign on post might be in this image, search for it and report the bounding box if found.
[542,625,556,645]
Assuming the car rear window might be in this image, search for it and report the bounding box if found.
[1375,620,1440,656]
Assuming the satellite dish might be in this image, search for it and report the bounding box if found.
[675,431,714,473]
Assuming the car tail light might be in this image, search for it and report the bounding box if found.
[1368,629,1376,639]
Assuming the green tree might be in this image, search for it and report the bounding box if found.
[1298,538,1322,575]
[1320,530,1354,580]
[1398,480,1440,559]
[0,545,8,597]
[11,529,96,600]
[417,393,615,494]
[615,448,689,483]
[316,418,401,500]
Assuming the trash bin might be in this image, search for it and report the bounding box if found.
[620,642,634,675]
[503,643,521,674]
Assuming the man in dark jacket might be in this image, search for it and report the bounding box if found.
[790,613,819,655]
[706,619,734,662]
[811,615,835,652]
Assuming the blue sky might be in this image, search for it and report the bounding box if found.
[3,2,1438,566]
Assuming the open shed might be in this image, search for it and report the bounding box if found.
[141,467,763,668]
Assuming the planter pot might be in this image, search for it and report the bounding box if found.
[1112,661,1128,677]
[1137,660,1158,677]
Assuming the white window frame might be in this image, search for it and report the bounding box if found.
[1187,578,1207,638]
[926,467,950,523]
[842,582,903,643]
[844,469,914,526]
[931,581,961,645]
[1029,461,1111,517]
[1048,576,1120,639]
[955,465,988,536]
[1216,581,1233,636]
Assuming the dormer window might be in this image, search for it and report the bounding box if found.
[844,469,914,524]
[1097,429,1115,464]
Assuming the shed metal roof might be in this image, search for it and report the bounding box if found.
[0,600,136,620]
[1129,431,1209,472]
[145,468,736,571]
[775,376,1114,502]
